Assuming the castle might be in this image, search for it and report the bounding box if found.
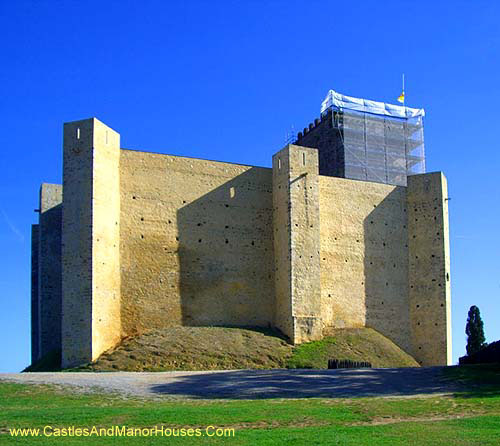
[31,90,452,368]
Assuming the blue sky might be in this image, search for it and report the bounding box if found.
[0,0,498,372]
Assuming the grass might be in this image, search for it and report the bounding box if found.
[288,328,418,368]
[48,326,418,372]
[442,363,500,397]
[443,363,500,384]
[1,366,500,445]
[69,326,292,372]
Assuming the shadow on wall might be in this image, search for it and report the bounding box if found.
[363,187,411,353]
[39,203,63,357]
[176,167,275,328]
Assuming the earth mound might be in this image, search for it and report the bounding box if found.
[69,326,419,371]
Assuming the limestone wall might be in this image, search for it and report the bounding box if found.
[37,183,63,359]
[272,145,322,343]
[62,119,96,367]
[319,176,411,352]
[272,148,293,339]
[30,224,39,363]
[119,150,275,336]
[61,118,121,367]
[91,121,122,360]
[407,173,452,365]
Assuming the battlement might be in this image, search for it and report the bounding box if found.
[296,109,331,140]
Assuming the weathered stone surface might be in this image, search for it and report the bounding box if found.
[38,184,62,359]
[119,151,275,335]
[61,118,121,368]
[319,176,410,353]
[32,119,452,368]
[407,173,452,366]
[273,145,322,344]
[30,224,39,363]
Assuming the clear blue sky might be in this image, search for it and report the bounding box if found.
[1,1,498,372]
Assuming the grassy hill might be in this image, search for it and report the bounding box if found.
[288,328,419,368]
[65,326,418,372]
[73,326,291,371]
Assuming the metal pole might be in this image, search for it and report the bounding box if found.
[402,73,405,105]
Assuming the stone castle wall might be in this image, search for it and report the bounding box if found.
[61,119,121,368]
[32,118,452,367]
[30,184,62,363]
[61,120,94,368]
[119,150,275,336]
[273,145,322,344]
[407,173,452,365]
[319,177,411,352]
[30,224,39,364]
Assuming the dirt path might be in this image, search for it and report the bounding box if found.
[0,367,460,399]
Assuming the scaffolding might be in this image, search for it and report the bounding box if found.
[322,90,426,187]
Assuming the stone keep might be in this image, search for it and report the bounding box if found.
[31,117,452,368]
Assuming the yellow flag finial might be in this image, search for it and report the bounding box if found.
[398,73,405,104]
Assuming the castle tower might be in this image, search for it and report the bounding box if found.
[272,144,322,343]
[30,183,63,364]
[61,118,121,368]
[407,172,452,365]
[296,90,426,187]
[36,184,63,361]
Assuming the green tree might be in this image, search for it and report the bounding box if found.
[465,305,487,356]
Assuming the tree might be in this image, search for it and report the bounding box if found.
[465,305,487,356]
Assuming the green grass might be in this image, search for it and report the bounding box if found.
[1,367,499,445]
[443,363,500,385]
[287,328,419,368]
[442,363,500,397]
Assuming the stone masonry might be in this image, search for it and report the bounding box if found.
[31,117,452,368]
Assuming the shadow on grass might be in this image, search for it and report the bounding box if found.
[442,363,500,399]
[149,367,461,399]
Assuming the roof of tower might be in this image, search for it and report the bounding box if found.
[321,89,425,119]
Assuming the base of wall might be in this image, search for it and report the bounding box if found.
[293,316,323,344]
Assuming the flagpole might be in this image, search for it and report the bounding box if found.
[402,73,405,106]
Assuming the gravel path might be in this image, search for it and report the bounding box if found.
[0,367,460,399]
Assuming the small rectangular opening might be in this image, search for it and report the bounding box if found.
[302,152,306,166]
[278,158,281,169]
[76,128,80,140]
[229,186,235,198]
[106,130,109,145]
